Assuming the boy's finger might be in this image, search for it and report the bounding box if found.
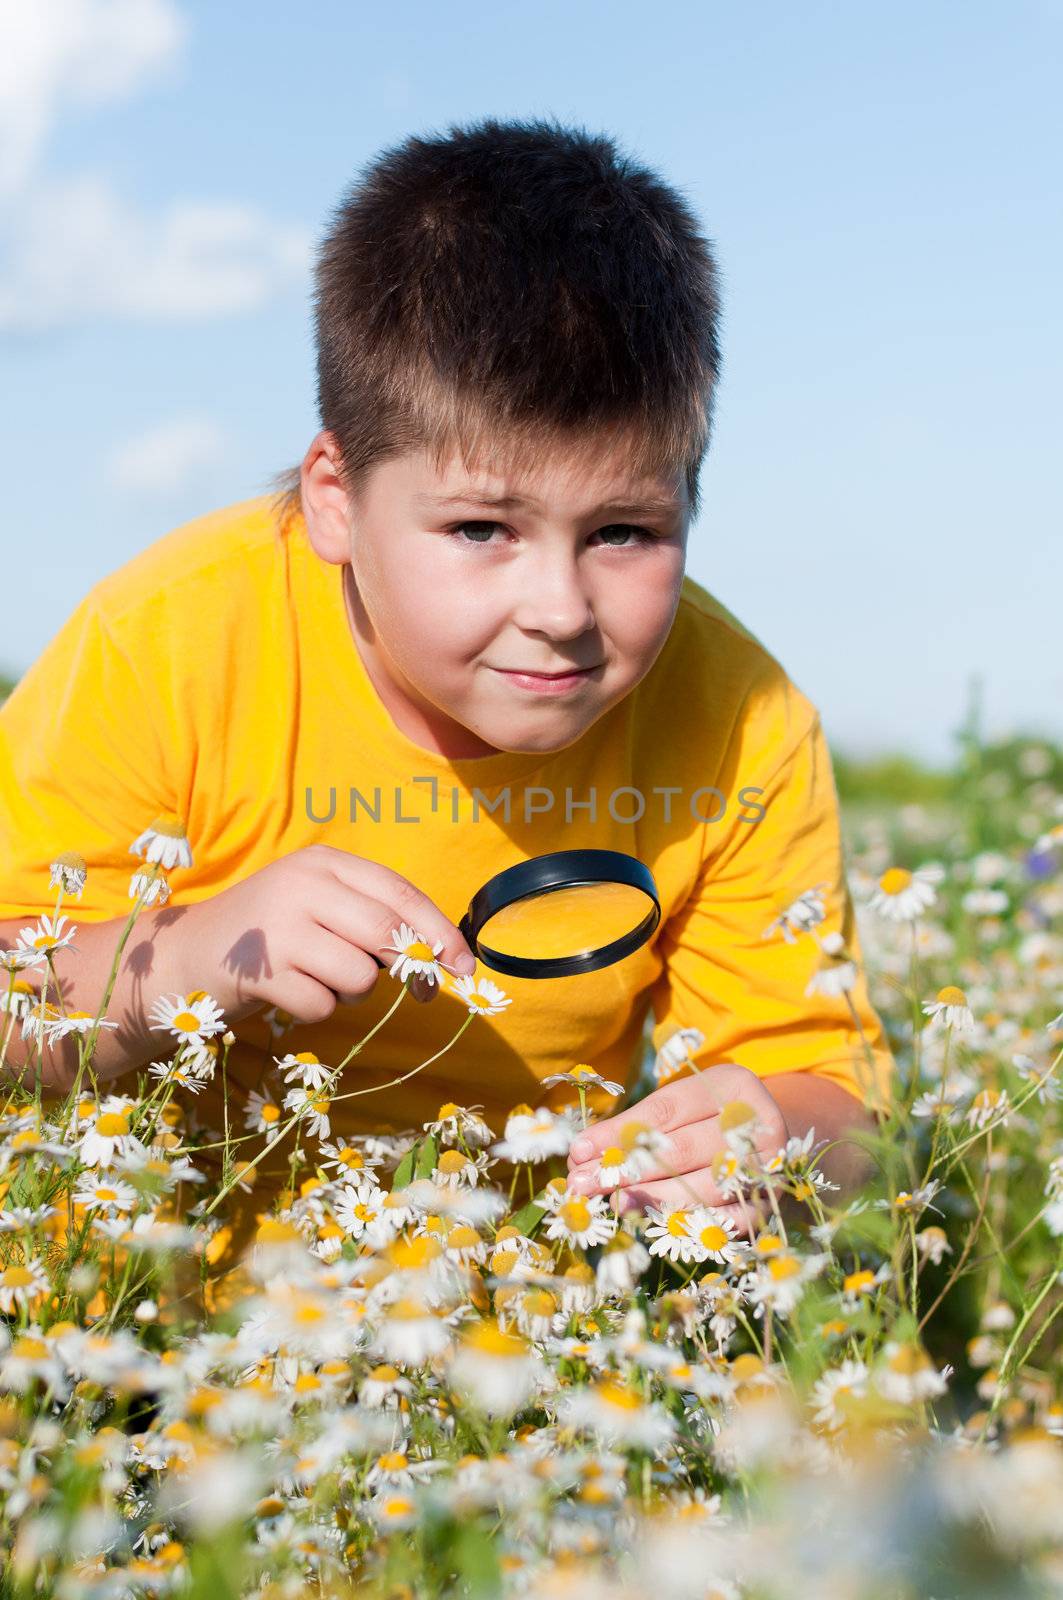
[567,1116,725,1193]
[567,1077,710,1162]
[315,849,478,977]
[615,1170,742,1215]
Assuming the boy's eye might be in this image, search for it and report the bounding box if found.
[448,521,656,548]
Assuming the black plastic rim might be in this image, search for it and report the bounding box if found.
[457,848,661,979]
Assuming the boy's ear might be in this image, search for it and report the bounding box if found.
[301,430,354,564]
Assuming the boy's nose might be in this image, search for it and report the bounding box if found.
[511,559,596,640]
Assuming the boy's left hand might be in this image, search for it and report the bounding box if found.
[565,1062,788,1214]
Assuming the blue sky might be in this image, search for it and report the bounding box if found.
[2,0,1059,762]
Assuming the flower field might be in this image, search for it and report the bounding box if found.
[0,733,1061,1599]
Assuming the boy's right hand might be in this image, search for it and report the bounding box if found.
[180,844,477,1024]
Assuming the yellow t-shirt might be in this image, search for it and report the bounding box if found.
[0,494,893,1139]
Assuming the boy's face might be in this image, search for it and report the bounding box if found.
[304,429,689,760]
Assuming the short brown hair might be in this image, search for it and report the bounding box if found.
[267,115,722,527]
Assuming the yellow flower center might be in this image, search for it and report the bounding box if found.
[437,1102,460,1119]
[260,1104,280,1123]
[150,817,188,839]
[95,1113,130,1137]
[601,1146,625,1167]
[935,985,967,1006]
[560,1199,592,1231]
[309,1097,330,1115]
[438,1150,469,1173]
[2,1266,35,1289]
[755,1233,783,1255]
[879,867,913,894]
[597,1380,641,1412]
[569,1064,595,1079]
[844,1269,876,1295]
[463,1320,527,1359]
[699,1224,730,1252]
[378,1451,409,1472]
[94,1188,118,1202]
[768,1254,801,1281]
[666,1210,691,1236]
[170,1011,201,1033]
[405,940,435,961]
[294,1051,319,1065]
[12,1336,48,1360]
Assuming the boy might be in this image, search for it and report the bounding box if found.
[0,117,892,1218]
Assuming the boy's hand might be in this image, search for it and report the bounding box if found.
[180,844,477,1023]
[565,1062,788,1215]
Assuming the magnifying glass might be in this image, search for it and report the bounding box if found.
[457,849,661,979]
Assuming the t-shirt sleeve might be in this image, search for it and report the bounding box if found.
[0,591,176,923]
[647,708,894,1112]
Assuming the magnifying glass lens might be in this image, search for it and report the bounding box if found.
[478,880,654,962]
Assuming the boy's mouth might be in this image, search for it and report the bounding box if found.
[490,664,600,695]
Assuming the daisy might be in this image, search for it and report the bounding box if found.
[40,1010,117,1047]
[129,863,171,906]
[423,1101,495,1150]
[875,1341,949,1403]
[317,1140,383,1180]
[594,1143,654,1188]
[146,1059,204,1096]
[129,815,193,870]
[49,851,88,898]
[78,1098,145,1169]
[683,1205,743,1266]
[594,1229,651,1296]
[148,993,226,1061]
[867,863,945,922]
[559,1378,675,1451]
[916,1226,951,1264]
[372,1297,454,1366]
[431,1149,490,1190]
[15,913,77,962]
[335,1179,388,1240]
[922,985,975,1033]
[0,948,43,976]
[643,1205,703,1265]
[653,1026,706,1085]
[383,923,446,988]
[0,1257,49,1313]
[491,1105,577,1163]
[541,1063,624,1096]
[447,1319,539,1417]
[743,1252,826,1318]
[73,1177,138,1214]
[275,1051,334,1091]
[447,974,512,1016]
[762,884,828,944]
[542,1192,617,1250]
[805,957,858,998]
[811,1359,869,1429]
[966,1087,1009,1130]
[261,1004,296,1039]
[282,1088,332,1141]
[243,1090,284,1139]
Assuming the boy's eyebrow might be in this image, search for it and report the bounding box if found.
[415,489,683,518]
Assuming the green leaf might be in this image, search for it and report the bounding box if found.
[509,1199,546,1237]
[392,1145,417,1190]
[415,1134,438,1179]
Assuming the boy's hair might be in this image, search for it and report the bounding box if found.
[268,115,722,526]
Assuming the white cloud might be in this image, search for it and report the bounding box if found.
[0,171,312,330]
[0,0,186,199]
[0,0,312,331]
[105,414,227,496]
